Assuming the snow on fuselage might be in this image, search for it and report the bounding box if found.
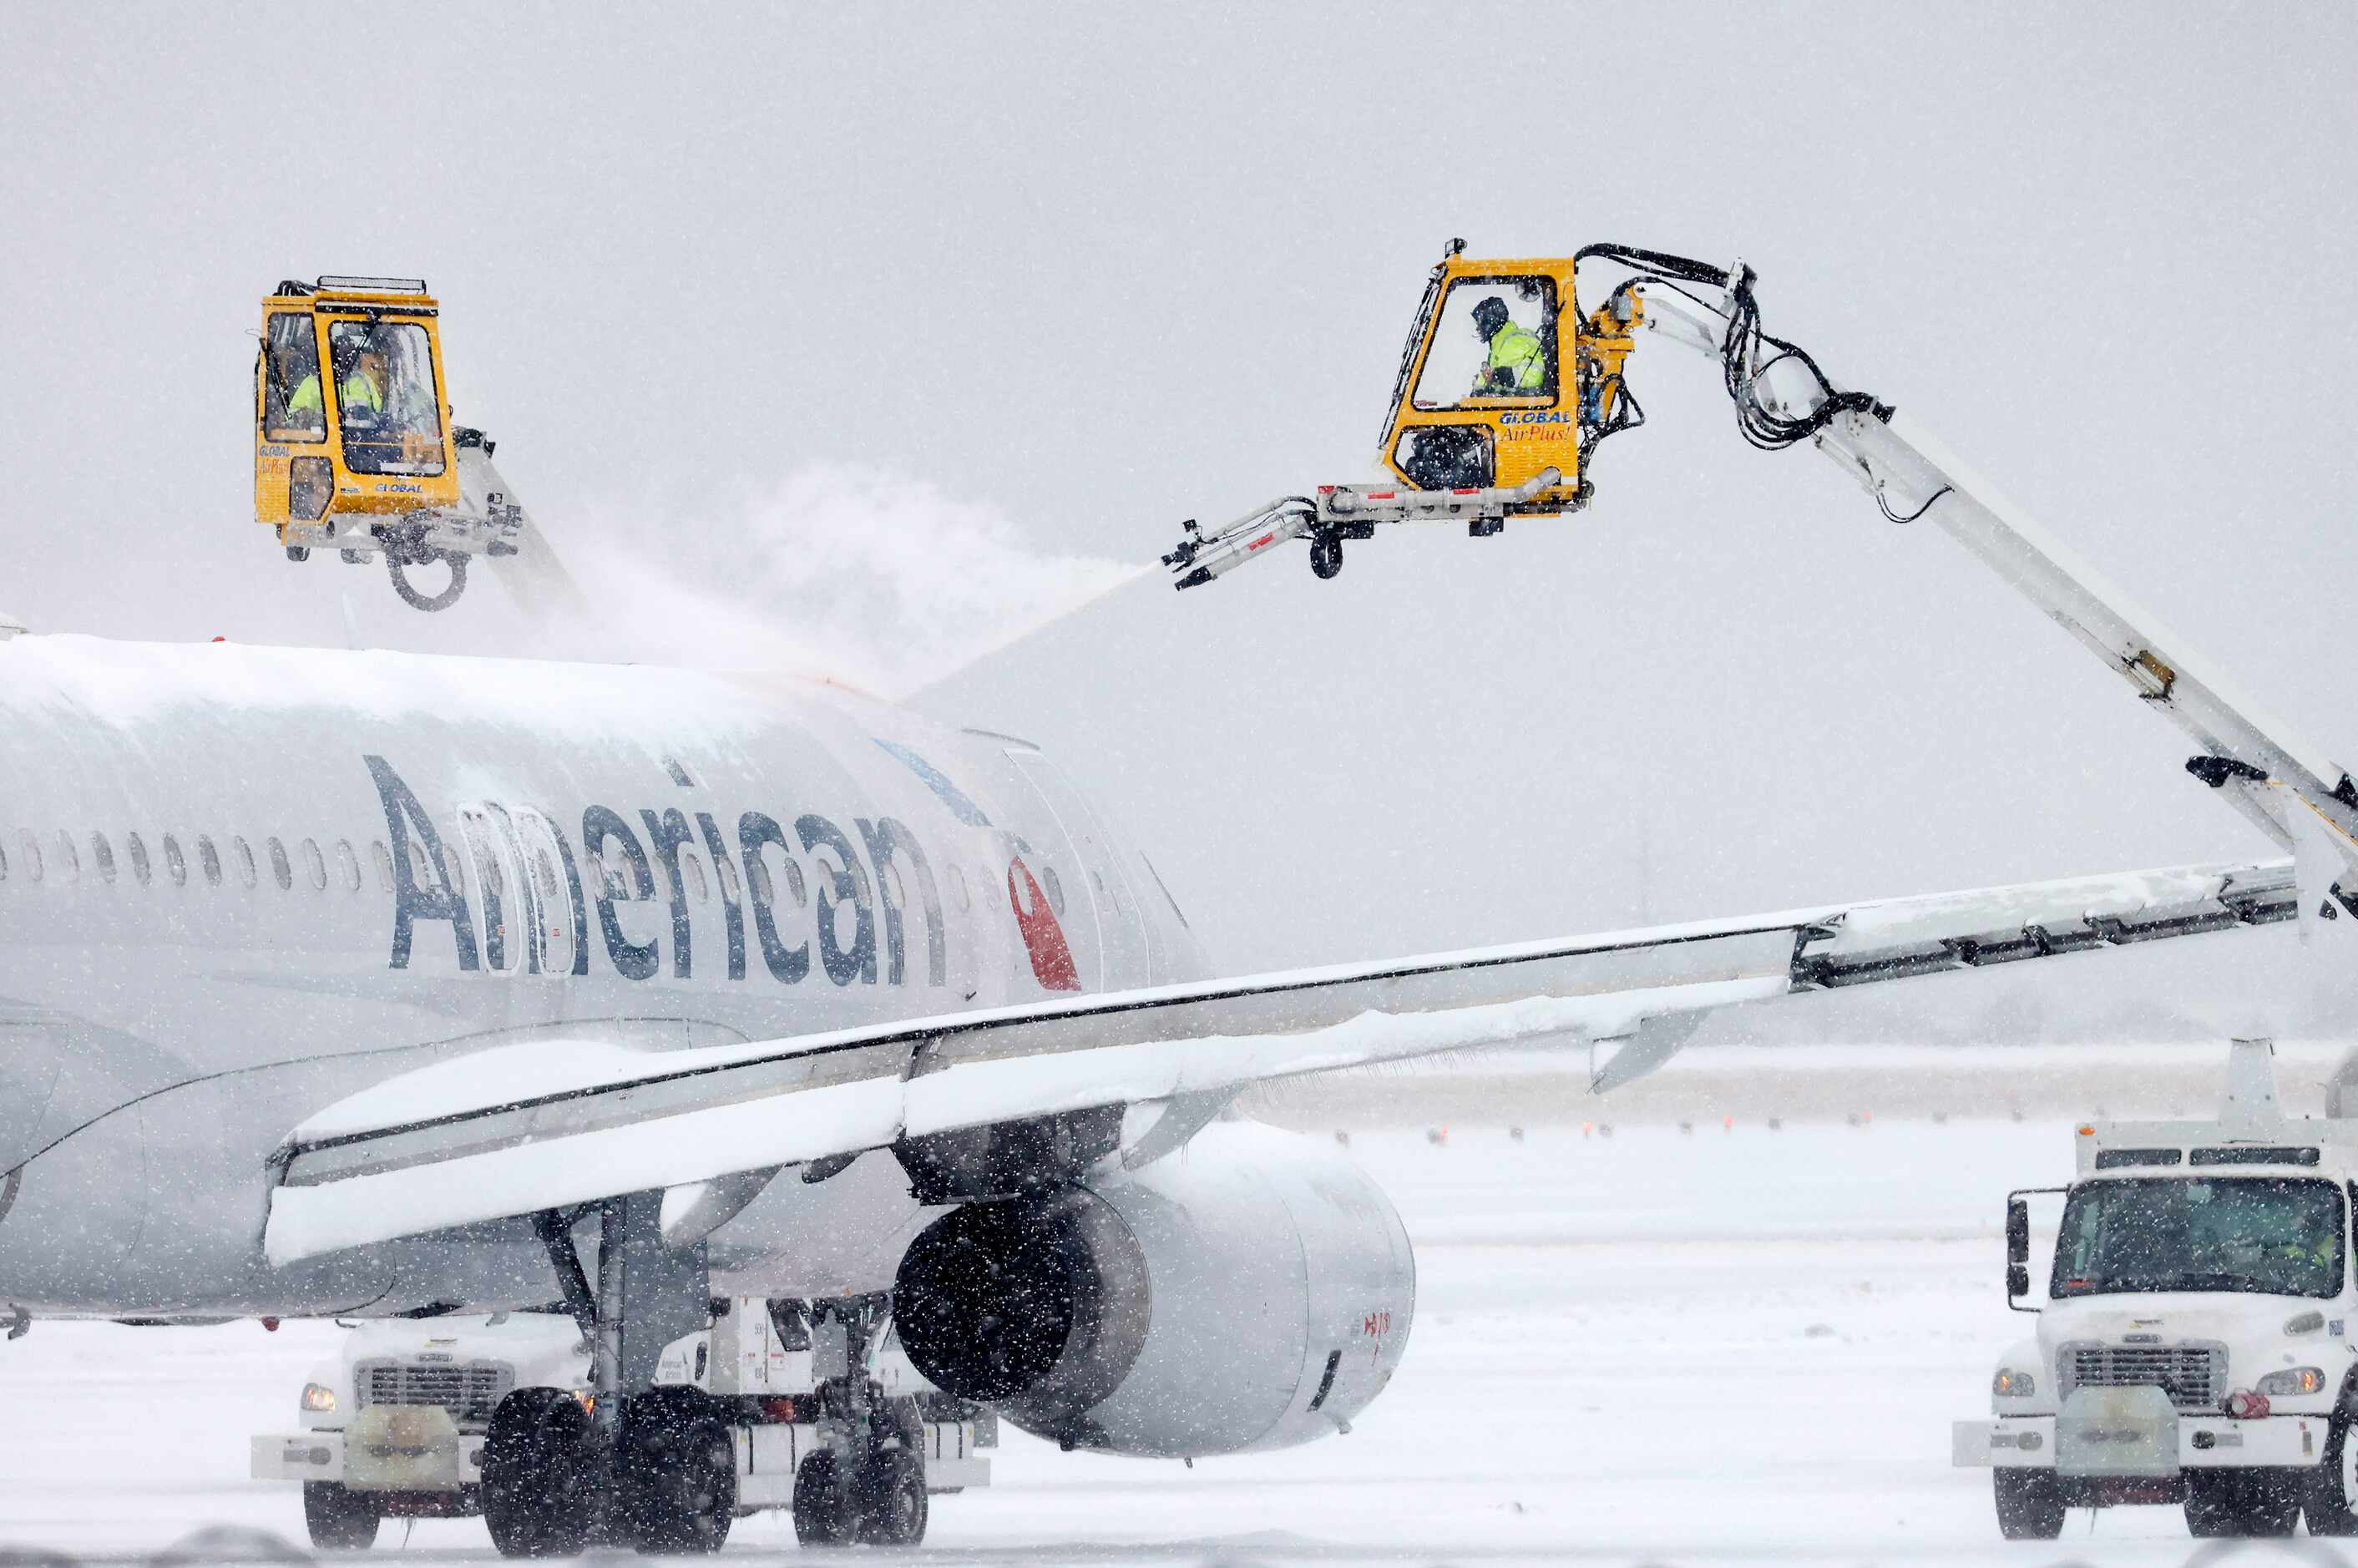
[0,634,1209,1317]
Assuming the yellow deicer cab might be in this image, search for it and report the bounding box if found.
[250,275,573,613]
[1166,240,1651,587]
[1377,245,1640,510]
[255,276,459,549]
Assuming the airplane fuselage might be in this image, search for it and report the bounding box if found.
[0,635,1209,1318]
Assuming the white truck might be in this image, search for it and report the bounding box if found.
[1956,1039,2358,1540]
[253,1297,994,1550]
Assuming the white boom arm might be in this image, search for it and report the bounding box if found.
[1627,278,2358,874]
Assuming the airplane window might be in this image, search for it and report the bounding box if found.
[683,852,708,903]
[883,860,907,911]
[714,850,741,903]
[267,837,293,892]
[745,853,772,906]
[91,833,117,885]
[18,832,39,883]
[162,835,186,888]
[782,854,807,908]
[371,840,394,893]
[232,836,256,888]
[1041,863,1064,916]
[334,839,361,892]
[125,833,150,887]
[56,832,80,883]
[0,837,8,881]
[407,839,433,888]
[301,838,327,892]
[948,863,969,912]
[198,836,221,887]
[533,849,559,898]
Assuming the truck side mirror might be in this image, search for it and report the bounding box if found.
[2006,1196,2032,1301]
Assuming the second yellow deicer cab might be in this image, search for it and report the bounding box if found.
[254,276,460,545]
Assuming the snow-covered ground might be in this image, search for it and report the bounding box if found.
[0,1087,2296,1563]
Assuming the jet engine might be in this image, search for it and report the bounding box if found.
[893,1120,1414,1458]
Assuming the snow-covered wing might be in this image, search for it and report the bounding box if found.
[263,858,2293,1262]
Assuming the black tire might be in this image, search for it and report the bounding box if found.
[2186,1469,2300,1537]
[302,1481,380,1550]
[1992,1469,2064,1540]
[1308,533,1343,580]
[618,1388,735,1555]
[387,549,468,612]
[2311,1418,2358,1535]
[285,545,311,564]
[481,1387,598,1558]
[792,1449,853,1547]
[854,1446,928,1547]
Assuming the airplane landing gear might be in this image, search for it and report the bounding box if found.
[618,1387,736,1553]
[483,1196,715,1559]
[790,1431,928,1547]
[481,1387,597,1557]
[791,1300,930,1547]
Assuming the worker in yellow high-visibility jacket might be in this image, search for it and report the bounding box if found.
[1470,296,1545,394]
[286,347,389,420]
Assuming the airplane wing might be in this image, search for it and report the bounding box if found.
[264,857,2294,1263]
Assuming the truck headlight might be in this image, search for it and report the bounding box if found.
[301,1382,337,1413]
[1993,1368,2037,1398]
[2258,1368,2327,1398]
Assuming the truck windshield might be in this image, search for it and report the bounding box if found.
[327,319,446,476]
[2052,1176,2345,1300]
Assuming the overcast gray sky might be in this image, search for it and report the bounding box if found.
[4,3,2353,1039]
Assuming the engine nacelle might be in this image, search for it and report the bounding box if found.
[893,1120,1414,1458]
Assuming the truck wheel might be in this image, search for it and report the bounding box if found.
[302,1481,380,1550]
[1992,1469,2064,1540]
[482,1387,596,1558]
[619,1388,734,1555]
[2187,1470,2300,1536]
[2308,1418,2358,1535]
[792,1450,853,1546]
[854,1445,928,1546]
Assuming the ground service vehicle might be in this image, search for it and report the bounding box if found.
[252,1297,990,1550]
[1167,240,2358,930]
[252,276,580,614]
[1955,1039,2358,1539]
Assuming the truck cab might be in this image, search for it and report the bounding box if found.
[1956,1039,2358,1540]
[252,1310,589,1549]
[255,1297,994,1551]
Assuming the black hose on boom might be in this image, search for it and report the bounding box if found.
[1575,244,1890,453]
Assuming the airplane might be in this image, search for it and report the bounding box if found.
[0,622,2299,1552]
[0,247,2335,1553]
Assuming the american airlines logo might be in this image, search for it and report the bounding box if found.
[366,755,1077,991]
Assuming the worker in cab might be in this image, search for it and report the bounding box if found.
[1470,296,1545,395]
[286,342,390,422]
